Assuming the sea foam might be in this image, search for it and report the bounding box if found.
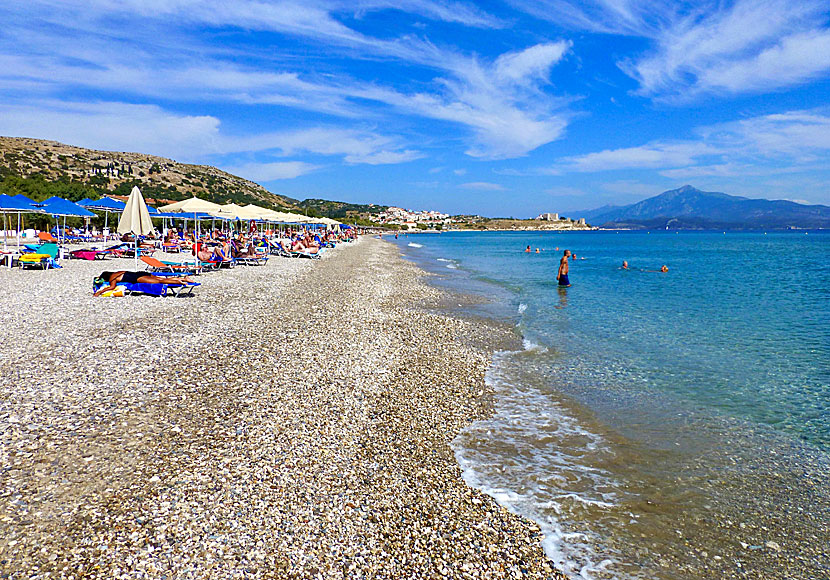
[453,350,623,579]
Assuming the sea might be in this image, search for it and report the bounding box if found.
[391,231,829,580]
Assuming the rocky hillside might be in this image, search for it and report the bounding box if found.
[0,136,301,210]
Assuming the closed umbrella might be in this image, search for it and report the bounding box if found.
[117,186,154,270]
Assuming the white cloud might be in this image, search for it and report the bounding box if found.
[625,0,830,98]
[460,181,506,190]
[0,101,221,160]
[696,30,830,94]
[345,149,423,165]
[506,0,670,36]
[222,161,319,181]
[225,127,421,165]
[0,1,573,161]
[453,168,467,175]
[562,142,714,172]
[550,108,830,175]
[0,100,421,171]
[362,41,573,159]
[494,42,572,85]
[510,0,830,99]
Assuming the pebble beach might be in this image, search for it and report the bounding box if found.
[0,238,563,579]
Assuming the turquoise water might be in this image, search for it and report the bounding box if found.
[393,231,829,579]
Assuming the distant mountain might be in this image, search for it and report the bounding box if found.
[589,185,830,229]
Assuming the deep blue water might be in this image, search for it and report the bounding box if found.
[392,231,829,579]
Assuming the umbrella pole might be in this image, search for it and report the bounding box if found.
[135,236,139,270]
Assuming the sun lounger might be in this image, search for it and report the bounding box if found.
[268,240,320,259]
[93,279,200,297]
[19,242,61,269]
[69,249,107,261]
[141,256,202,275]
[235,254,268,266]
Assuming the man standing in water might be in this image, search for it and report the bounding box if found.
[557,249,571,287]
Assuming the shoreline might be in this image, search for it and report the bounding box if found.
[1,238,563,578]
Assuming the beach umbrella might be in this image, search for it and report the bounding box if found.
[36,197,95,245]
[79,196,127,229]
[159,196,223,213]
[0,194,42,250]
[117,186,154,270]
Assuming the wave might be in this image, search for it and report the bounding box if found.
[408,242,423,248]
[453,350,623,579]
[518,303,528,314]
[522,338,548,353]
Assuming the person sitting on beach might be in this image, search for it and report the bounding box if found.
[193,242,225,262]
[93,271,195,297]
[232,239,259,258]
[292,236,319,254]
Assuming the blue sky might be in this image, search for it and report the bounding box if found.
[1,0,829,217]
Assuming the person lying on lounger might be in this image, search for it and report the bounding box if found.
[93,271,196,297]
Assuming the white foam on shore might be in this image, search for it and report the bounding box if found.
[453,350,624,579]
[522,338,548,353]
[437,258,452,262]
[408,242,423,248]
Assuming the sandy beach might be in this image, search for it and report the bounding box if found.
[0,238,561,579]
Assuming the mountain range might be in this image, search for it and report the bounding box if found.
[583,185,830,229]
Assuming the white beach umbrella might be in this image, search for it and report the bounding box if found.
[118,186,154,270]
[159,196,223,213]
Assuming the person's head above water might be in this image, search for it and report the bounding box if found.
[622,261,629,269]
[661,265,669,272]
[563,249,571,257]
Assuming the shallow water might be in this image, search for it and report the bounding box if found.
[393,231,830,580]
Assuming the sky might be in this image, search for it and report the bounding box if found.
[1,0,829,217]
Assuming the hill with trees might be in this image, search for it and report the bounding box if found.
[0,136,302,210]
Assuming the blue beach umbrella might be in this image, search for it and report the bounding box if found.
[34,197,95,244]
[79,196,127,229]
[0,194,43,250]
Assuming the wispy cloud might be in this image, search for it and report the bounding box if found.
[460,181,506,190]
[550,108,830,174]
[625,0,830,99]
[511,0,830,100]
[222,161,320,181]
[225,127,422,165]
[0,1,573,161]
[0,101,420,177]
[0,101,221,160]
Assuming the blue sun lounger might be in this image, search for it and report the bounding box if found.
[93,280,200,297]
